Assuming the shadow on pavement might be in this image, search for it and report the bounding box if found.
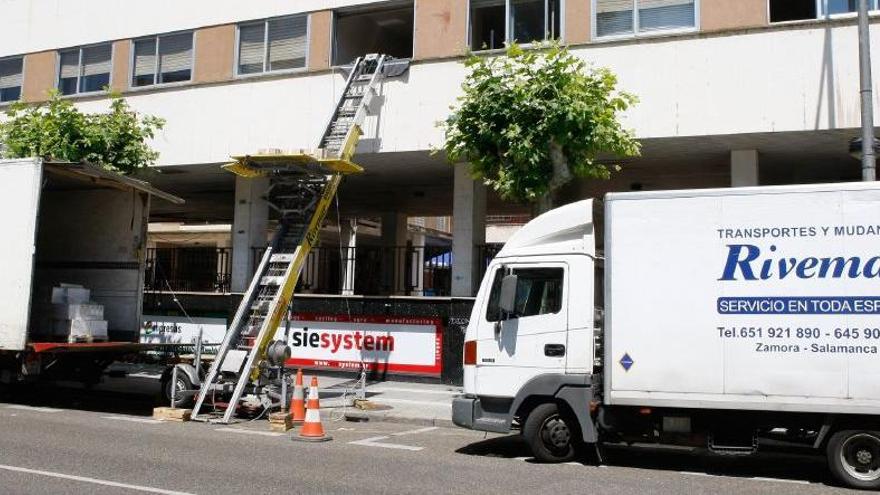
[1,383,159,417]
[456,435,839,488]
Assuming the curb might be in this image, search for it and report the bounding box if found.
[342,409,455,429]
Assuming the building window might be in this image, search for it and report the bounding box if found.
[770,0,879,22]
[594,0,696,38]
[0,57,23,103]
[333,5,414,65]
[132,32,193,87]
[470,0,561,50]
[58,44,112,95]
[237,15,308,76]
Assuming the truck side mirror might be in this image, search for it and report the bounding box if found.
[499,274,518,317]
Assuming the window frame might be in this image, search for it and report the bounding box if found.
[591,0,700,41]
[768,0,880,24]
[129,30,196,90]
[467,0,565,52]
[484,264,566,322]
[234,13,311,78]
[0,55,25,104]
[56,42,114,96]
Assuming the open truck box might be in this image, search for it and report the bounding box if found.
[0,158,182,352]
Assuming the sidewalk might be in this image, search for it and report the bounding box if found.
[312,374,461,428]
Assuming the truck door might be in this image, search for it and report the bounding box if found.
[475,262,568,397]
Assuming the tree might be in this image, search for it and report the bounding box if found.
[442,43,640,212]
[0,90,165,174]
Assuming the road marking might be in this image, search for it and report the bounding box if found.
[215,427,284,437]
[514,456,531,461]
[0,464,195,495]
[391,426,439,436]
[680,471,719,478]
[374,398,452,408]
[349,436,423,451]
[5,405,62,413]
[369,387,460,396]
[102,416,163,424]
[750,477,810,485]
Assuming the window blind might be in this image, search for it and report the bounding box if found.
[238,23,266,74]
[81,44,111,76]
[596,0,634,37]
[0,58,22,90]
[267,15,307,71]
[58,50,80,95]
[133,39,157,86]
[159,32,193,82]
[638,0,694,32]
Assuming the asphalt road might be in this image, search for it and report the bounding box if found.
[0,388,863,495]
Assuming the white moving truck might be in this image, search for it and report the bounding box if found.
[0,158,197,404]
[452,182,880,489]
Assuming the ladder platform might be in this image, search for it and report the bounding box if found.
[223,153,363,178]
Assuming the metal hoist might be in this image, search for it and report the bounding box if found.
[192,54,395,423]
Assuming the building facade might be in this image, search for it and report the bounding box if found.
[3,0,880,298]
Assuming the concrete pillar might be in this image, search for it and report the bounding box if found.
[381,212,408,294]
[731,150,760,187]
[341,218,358,295]
[451,165,487,297]
[231,176,269,292]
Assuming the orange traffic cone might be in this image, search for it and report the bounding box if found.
[292,376,332,442]
[289,369,306,425]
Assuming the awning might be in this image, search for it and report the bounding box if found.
[44,161,185,205]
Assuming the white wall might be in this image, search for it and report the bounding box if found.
[0,0,392,56]
[24,23,880,167]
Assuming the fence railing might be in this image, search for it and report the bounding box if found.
[146,244,503,296]
[145,247,232,293]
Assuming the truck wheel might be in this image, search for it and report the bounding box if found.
[523,402,578,463]
[827,430,880,489]
[163,369,194,409]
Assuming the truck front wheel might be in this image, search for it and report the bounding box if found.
[523,402,579,463]
[828,429,880,489]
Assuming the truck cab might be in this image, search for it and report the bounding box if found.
[453,200,601,461]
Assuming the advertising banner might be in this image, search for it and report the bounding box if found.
[278,314,443,376]
[141,315,227,346]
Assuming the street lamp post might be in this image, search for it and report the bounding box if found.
[857,0,876,181]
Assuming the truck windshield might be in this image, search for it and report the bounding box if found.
[486,267,564,321]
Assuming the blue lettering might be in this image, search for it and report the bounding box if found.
[720,244,760,281]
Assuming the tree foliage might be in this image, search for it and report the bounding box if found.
[0,90,165,174]
[442,43,640,206]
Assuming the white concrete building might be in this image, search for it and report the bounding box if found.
[2,0,879,297]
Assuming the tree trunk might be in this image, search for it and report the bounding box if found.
[533,139,572,216]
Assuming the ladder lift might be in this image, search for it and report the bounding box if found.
[192,54,392,423]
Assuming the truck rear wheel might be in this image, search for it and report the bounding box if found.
[827,430,880,489]
[523,402,579,463]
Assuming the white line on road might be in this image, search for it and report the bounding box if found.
[102,416,163,424]
[0,464,195,495]
[349,436,424,451]
[391,426,439,436]
[215,428,284,437]
[5,405,63,413]
[750,477,811,485]
[374,398,452,408]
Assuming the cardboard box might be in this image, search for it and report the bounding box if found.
[52,319,108,341]
[51,286,91,304]
[52,303,104,321]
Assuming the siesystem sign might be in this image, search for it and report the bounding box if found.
[279,314,443,376]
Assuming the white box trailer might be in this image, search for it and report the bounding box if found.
[0,158,196,403]
[453,182,880,489]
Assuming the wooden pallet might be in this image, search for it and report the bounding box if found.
[268,412,293,432]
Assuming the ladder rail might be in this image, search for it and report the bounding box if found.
[317,56,364,156]
[192,242,276,418]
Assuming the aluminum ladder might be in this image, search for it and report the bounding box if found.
[191,54,389,423]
